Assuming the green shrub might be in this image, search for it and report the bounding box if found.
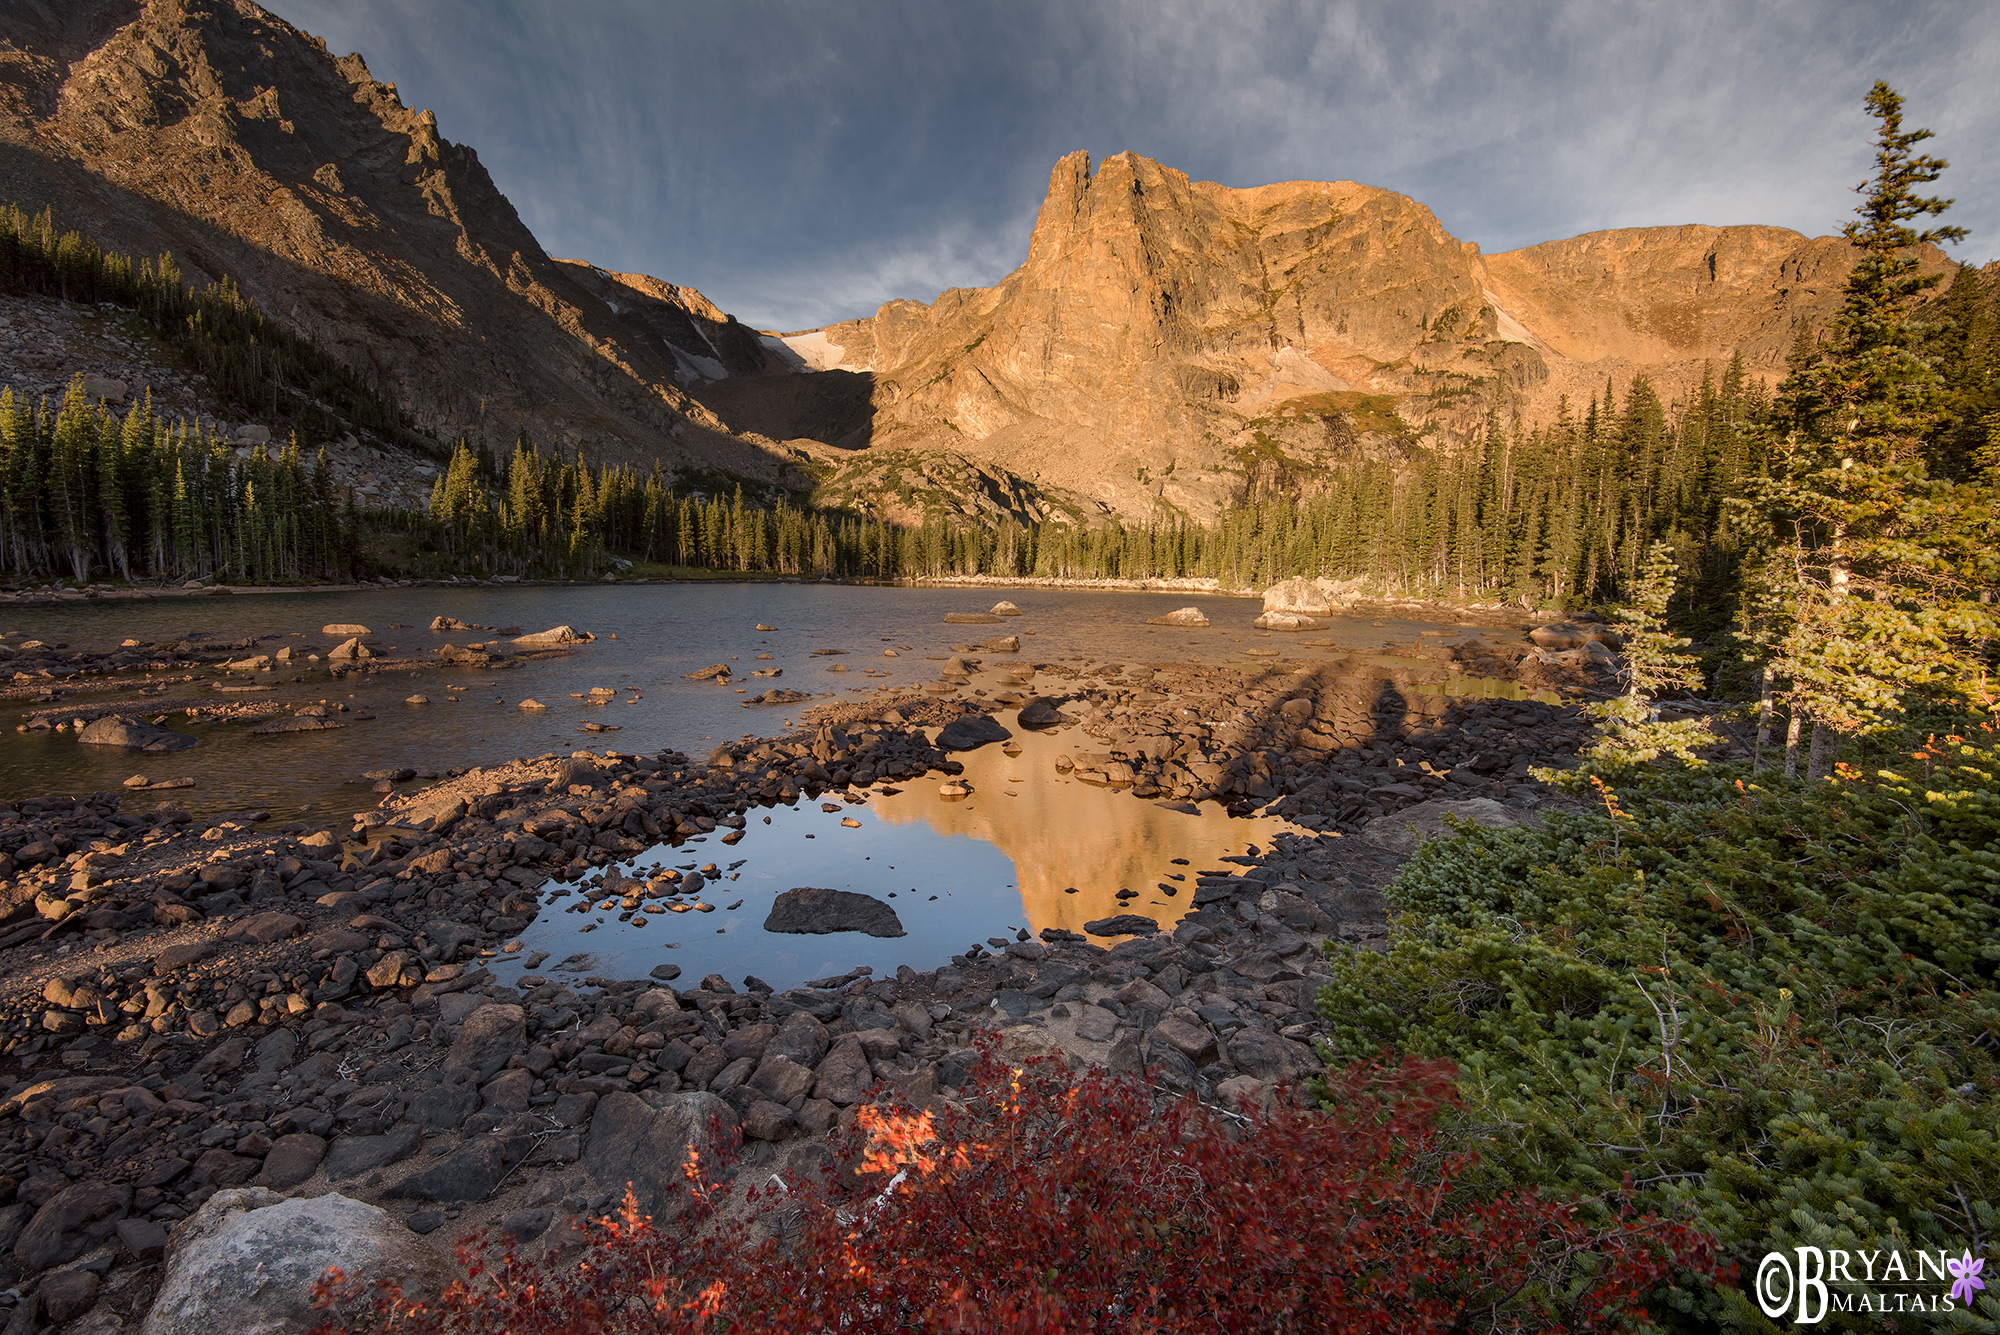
[1318,730,2000,1328]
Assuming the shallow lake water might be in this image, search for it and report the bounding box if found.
[0,582,1517,821]
[497,713,1303,993]
[2,582,1519,985]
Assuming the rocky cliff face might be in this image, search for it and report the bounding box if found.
[752,151,1951,520]
[0,0,804,486]
[0,4,1953,523]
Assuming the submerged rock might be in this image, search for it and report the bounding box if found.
[943,612,1003,624]
[250,716,344,736]
[764,887,906,938]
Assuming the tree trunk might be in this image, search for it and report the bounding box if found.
[1784,712,1801,779]
[1807,722,1833,782]
[1754,666,1775,773]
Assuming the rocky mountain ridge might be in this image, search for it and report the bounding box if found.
[0,2,1959,526]
[0,0,805,491]
[744,151,1952,519]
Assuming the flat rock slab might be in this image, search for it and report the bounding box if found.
[251,716,346,735]
[1083,914,1160,937]
[1359,797,1534,855]
[943,612,1003,624]
[78,715,197,751]
[764,887,906,938]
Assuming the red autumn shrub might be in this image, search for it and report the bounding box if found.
[315,1047,1723,1334]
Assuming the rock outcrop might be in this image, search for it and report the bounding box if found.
[741,151,1952,520]
[0,1,803,485]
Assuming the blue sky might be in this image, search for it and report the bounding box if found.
[265,0,2000,333]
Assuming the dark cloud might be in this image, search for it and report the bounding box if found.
[264,0,2000,331]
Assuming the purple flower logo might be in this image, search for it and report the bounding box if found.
[1948,1251,1986,1306]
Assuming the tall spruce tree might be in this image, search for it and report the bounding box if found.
[1737,81,1997,778]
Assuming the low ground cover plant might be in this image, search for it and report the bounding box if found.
[1317,729,2000,1328]
[317,1048,1720,1334]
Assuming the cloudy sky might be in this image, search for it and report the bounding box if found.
[265,0,2000,333]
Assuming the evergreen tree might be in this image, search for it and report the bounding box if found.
[1737,82,1994,778]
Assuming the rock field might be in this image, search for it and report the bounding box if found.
[0,600,1635,1330]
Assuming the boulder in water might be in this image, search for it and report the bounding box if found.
[937,713,1011,751]
[321,623,370,636]
[1529,623,1622,651]
[978,635,1020,652]
[1253,610,1323,631]
[512,625,593,648]
[1147,606,1210,627]
[1017,697,1071,728]
[683,663,731,680]
[78,715,196,752]
[990,601,1023,616]
[1083,914,1160,937]
[764,887,906,938]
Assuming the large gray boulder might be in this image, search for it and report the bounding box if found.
[77,716,196,752]
[583,1092,737,1220]
[936,713,1010,751]
[764,887,905,938]
[1261,575,1361,616]
[1359,798,1534,855]
[139,1188,447,1335]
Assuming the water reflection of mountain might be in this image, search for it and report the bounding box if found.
[867,719,1301,939]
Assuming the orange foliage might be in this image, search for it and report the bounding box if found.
[314,1044,1723,1334]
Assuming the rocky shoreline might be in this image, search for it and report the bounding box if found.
[0,614,1618,1331]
